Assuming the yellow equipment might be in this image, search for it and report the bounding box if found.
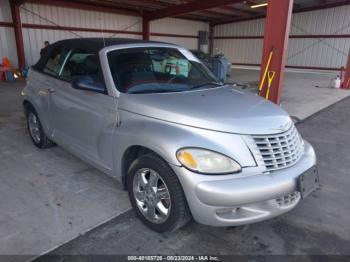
[265,70,276,100]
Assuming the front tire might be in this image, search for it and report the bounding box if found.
[127,153,191,233]
[26,106,55,149]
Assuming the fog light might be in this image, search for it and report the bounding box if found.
[216,208,239,215]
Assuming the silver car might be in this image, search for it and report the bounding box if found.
[22,38,318,232]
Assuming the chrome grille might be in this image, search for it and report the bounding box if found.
[250,124,304,171]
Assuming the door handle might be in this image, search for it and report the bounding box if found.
[48,88,55,94]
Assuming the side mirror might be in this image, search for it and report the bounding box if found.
[71,76,106,94]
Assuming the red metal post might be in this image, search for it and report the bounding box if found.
[10,0,26,69]
[342,48,350,89]
[259,0,294,104]
[142,18,150,40]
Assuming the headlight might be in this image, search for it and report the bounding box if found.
[176,148,241,174]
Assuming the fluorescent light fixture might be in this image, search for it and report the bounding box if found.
[251,3,268,8]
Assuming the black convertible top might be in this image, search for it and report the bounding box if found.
[52,37,169,51]
[33,37,173,70]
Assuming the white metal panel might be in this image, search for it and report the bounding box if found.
[19,3,207,65]
[151,18,208,36]
[213,5,350,69]
[19,4,120,66]
[215,18,265,37]
[290,5,350,35]
[20,3,142,32]
[287,38,350,68]
[150,18,207,49]
[0,0,12,22]
[2,2,207,67]
[0,27,17,66]
[0,0,17,66]
[150,36,198,49]
[22,28,141,66]
[214,39,263,65]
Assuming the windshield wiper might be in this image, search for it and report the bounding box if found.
[190,81,223,90]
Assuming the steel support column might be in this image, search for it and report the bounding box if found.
[10,0,26,69]
[259,0,294,104]
[342,48,350,89]
[142,18,150,40]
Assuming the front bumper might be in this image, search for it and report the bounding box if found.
[172,141,317,227]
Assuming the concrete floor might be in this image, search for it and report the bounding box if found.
[0,81,130,261]
[228,67,350,120]
[0,69,349,261]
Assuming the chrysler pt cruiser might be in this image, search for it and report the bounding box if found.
[22,38,318,232]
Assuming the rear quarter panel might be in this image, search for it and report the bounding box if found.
[22,69,56,136]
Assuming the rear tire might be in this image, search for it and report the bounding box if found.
[25,106,55,149]
[127,153,191,233]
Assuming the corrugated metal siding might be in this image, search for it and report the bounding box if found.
[20,3,142,32]
[0,0,12,22]
[19,2,143,66]
[0,0,17,67]
[215,18,265,37]
[287,38,350,68]
[150,18,207,49]
[214,5,350,69]
[151,18,208,36]
[150,35,198,49]
[0,1,206,67]
[0,27,18,66]
[22,29,140,67]
[214,38,263,65]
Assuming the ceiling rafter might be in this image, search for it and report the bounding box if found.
[214,6,254,17]
[21,0,350,26]
[143,0,244,21]
[26,0,142,16]
[197,9,242,19]
[212,0,350,26]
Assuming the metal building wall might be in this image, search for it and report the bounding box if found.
[19,2,142,66]
[0,0,207,67]
[150,18,208,49]
[0,0,18,67]
[214,5,350,70]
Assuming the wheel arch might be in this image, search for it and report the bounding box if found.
[121,145,172,189]
[22,99,35,115]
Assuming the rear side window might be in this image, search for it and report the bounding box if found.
[60,49,106,90]
[43,46,71,77]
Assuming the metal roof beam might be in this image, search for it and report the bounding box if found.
[144,0,243,21]
[212,0,350,25]
[215,6,253,17]
[26,0,142,16]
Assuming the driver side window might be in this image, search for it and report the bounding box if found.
[60,49,106,92]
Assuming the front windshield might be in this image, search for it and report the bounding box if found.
[107,47,220,94]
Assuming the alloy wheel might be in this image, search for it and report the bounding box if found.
[133,168,171,224]
[28,112,41,144]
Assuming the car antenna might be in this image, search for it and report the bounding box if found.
[100,16,106,47]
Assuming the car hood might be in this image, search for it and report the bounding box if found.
[118,85,292,135]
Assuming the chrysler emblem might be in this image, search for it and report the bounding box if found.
[270,121,291,132]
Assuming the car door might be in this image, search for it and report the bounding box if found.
[49,48,117,174]
[31,44,71,137]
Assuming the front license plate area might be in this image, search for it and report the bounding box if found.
[298,166,319,198]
